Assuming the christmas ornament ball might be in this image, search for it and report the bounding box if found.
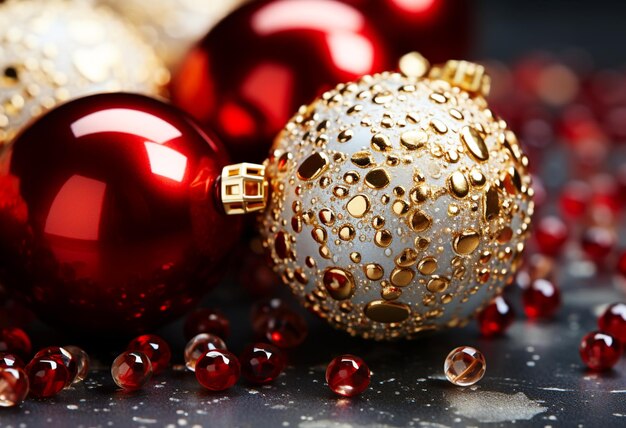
[171,0,388,163]
[259,57,533,340]
[0,93,241,333]
[0,0,169,155]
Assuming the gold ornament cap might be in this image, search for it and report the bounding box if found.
[428,59,491,98]
[220,163,267,214]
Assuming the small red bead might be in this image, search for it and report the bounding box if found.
[195,350,240,391]
[581,226,616,262]
[184,333,227,372]
[184,308,230,341]
[127,334,171,375]
[0,327,32,360]
[263,311,308,349]
[477,296,515,337]
[251,298,289,331]
[25,357,69,398]
[63,345,90,384]
[34,346,78,385]
[0,368,29,407]
[579,331,622,371]
[0,353,24,369]
[535,216,569,256]
[560,180,591,218]
[240,343,285,385]
[598,303,626,343]
[522,279,561,319]
[111,351,153,391]
[325,355,370,397]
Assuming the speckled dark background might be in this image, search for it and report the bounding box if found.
[3,0,626,427]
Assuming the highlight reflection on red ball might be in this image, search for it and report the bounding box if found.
[0,93,241,333]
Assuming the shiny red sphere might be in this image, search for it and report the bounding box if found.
[579,331,622,371]
[560,180,591,218]
[535,216,569,257]
[239,343,285,384]
[0,327,31,360]
[25,357,69,398]
[34,347,78,386]
[260,309,308,349]
[171,0,389,162]
[344,0,471,64]
[598,303,626,344]
[0,93,241,333]
[195,350,240,391]
[111,351,153,391]
[581,226,615,262]
[184,308,231,341]
[127,334,171,375]
[522,279,561,319]
[0,368,29,407]
[477,296,515,337]
[325,354,370,397]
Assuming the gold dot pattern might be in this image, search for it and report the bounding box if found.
[261,70,533,340]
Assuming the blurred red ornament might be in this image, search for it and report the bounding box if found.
[325,354,370,397]
[598,302,626,344]
[581,226,615,262]
[535,216,569,257]
[559,180,591,219]
[0,327,31,360]
[127,334,171,375]
[522,278,561,319]
[251,299,308,348]
[344,0,471,64]
[0,93,241,333]
[477,296,515,337]
[579,331,622,371]
[171,0,388,162]
[184,308,231,341]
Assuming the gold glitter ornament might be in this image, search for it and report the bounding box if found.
[259,53,534,340]
[100,0,248,69]
[0,0,169,155]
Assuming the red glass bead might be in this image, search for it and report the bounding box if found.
[598,303,626,343]
[581,227,615,262]
[325,354,370,397]
[560,180,591,218]
[444,346,486,386]
[261,310,308,349]
[535,216,569,257]
[579,331,622,371]
[63,345,90,384]
[522,279,561,319]
[127,334,171,375]
[477,296,515,337]
[25,357,69,398]
[0,327,31,360]
[184,333,227,372]
[34,346,78,386]
[0,368,29,407]
[0,353,24,369]
[0,93,241,333]
[184,308,231,341]
[239,343,285,385]
[171,0,389,162]
[251,298,289,329]
[195,350,240,391]
[111,351,153,391]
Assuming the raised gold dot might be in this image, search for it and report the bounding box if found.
[311,227,327,243]
[427,276,449,293]
[319,208,335,226]
[350,252,361,263]
[392,200,409,216]
[371,133,392,152]
[496,226,513,243]
[483,186,500,221]
[333,186,350,198]
[338,129,353,143]
[418,257,438,275]
[306,256,316,268]
[390,268,415,287]
[364,263,384,280]
[410,184,431,203]
[297,152,329,180]
[372,216,385,229]
[323,267,355,300]
[453,230,481,255]
[469,169,486,187]
[406,112,420,123]
[400,130,428,150]
[448,204,460,216]
[373,92,393,104]
[460,126,489,162]
[408,210,432,232]
[431,119,448,134]
[343,171,360,185]
[346,195,370,218]
[364,300,410,323]
[338,224,356,241]
[381,287,402,301]
[430,92,447,103]
[274,231,290,259]
[448,171,469,198]
[364,168,390,189]
[319,246,332,259]
[395,248,418,267]
[374,229,393,247]
[449,108,464,120]
[351,151,374,168]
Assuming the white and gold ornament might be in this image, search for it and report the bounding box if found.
[0,0,169,154]
[258,54,534,340]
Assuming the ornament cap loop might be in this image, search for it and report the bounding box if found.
[220,162,267,215]
[429,60,491,98]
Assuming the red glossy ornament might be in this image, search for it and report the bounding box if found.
[127,334,171,375]
[598,303,626,344]
[0,93,241,333]
[195,350,240,391]
[111,351,153,391]
[34,347,78,386]
[184,308,231,341]
[239,343,285,384]
[0,368,29,407]
[0,353,23,369]
[477,296,515,337]
[345,0,471,64]
[325,354,370,397]
[0,327,31,360]
[581,227,615,262]
[579,331,622,371]
[25,357,69,398]
[522,279,561,319]
[535,216,568,257]
[171,0,388,162]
